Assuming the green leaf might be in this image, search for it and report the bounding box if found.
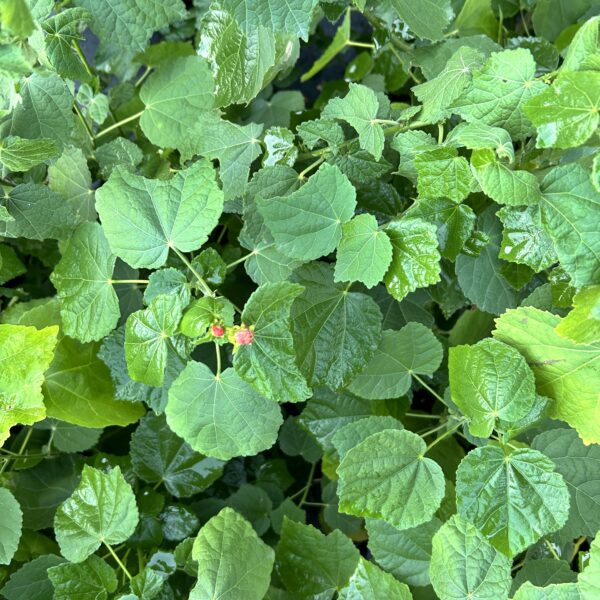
[130,568,164,600]
[413,46,484,123]
[0,323,58,444]
[511,559,577,595]
[3,73,74,147]
[95,137,143,179]
[366,517,441,587]
[131,413,224,498]
[0,136,59,172]
[337,429,445,529]
[125,294,184,387]
[348,323,443,400]
[334,214,393,288]
[48,555,118,600]
[190,507,274,600]
[429,515,512,600]
[540,164,600,288]
[291,263,383,389]
[404,197,476,261]
[0,245,25,285]
[96,160,223,269]
[448,338,539,438]
[75,0,185,52]
[471,148,542,206]
[561,16,600,72]
[322,84,384,160]
[331,416,404,460]
[145,267,191,307]
[42,420,102,453]
[0,488,22,565]
[234,282,310,403]
[497,205,557,272]
[383,217,441,302]
[51,222,119,343]
[194,112,264,200]
[414,147,476,204]
[555,285,600,344]
[48,145,96,223]
[494,306,600,445]
[533,428,600,538]
[139,56,215,154]
[0,554,66,600]
[456,206,521,314]
[513,582,581,600]
[258,163,357,261]
[456,445,570,557]
[0,183,77,241]
[338,557,413,600]
[389,0,453,41]
[452,48,546,139]
[446,122,515,162]
[524,71,600,148]
[179,296,234,339]
[166,362,283,460]
[275,518,360,597]
[54,465,139,563]
[42,8,90,80]
[0,0,35,39]
[580,535,600,600]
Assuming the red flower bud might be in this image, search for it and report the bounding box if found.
[211,325,225,337]
[234,328,254,345]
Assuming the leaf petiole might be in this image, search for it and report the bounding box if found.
[425,418,466,453]
[172,247,214,297]
[104,542,133,580]
[95,110,144,140]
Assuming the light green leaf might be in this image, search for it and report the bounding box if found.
[555,285,600,344]
[190,508,274,600]
[0,245,25,285]
[291,263,382,389]
[513,582,581,600]
[323,83,384,159]
[131,413,224,498]
[0,488,22,565]
[95,137,143,179]
[511,559,577,595]
[334,214,393,288]
[297,117,345,151]
[51,222,119,343]
[533,428,600,538]
[561,15,600,72]
[3,73,74,147]
[366,517,441,587]
[166,362,282,460]
[429,515,512,600]
[456,206,521,314]
[446,122,514,162]
[456,445,570,557]
[383,217,441,302]
[125,294,184,387]
[0,554,66,600]
[248,90,305,129]
[392,130,437,183]
[258,163,357,261]
[338,557,413,600]
[494,306,600,446]
[48,145,96,223]
[337,429,445,529]
[580,535,600,600]
[524,71,600,148]
[390,0,453,41]
[234,281,310,403]
[414,147,476,203]
[0,0,35,39]
[0,323,58,445]
[348,323,443,400]
[96,160,223,269]
[75,0,185,52]
[497,205,557,272]
[449,338,538,438]
[413,46,484,123]
[54,465,139,563]
[331,416,404,460]
[0,136,59,172]
[179,297,234,339]
[194,112,264,200]
[471,148,541,206]
[404,197,476,261]
[275,518,360,597]
[48,555,118,600]
[452,48,546,139]
[540,164,600,288]
[145,268,191,307]
[139,56,215,154]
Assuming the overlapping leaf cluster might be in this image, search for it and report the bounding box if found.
[1,0,600,598]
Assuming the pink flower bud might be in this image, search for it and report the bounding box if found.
[211,325,225,337]
[234,328,254,345]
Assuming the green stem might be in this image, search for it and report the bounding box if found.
[95,110,144,140]
[72,41,94,79]
[226,253,253,270]
[74,103,94,142]
[104,542,133,580]
[544,538,560,561]
[405,412,443,420]
[438,122,445,145]
[347,40,375,49]
[110,279,149,285]
[215,342,221,377]
[298,462,317,507]
[298,156,325,180]
[570,535,587,562]
[172,247,214,297]
[425,419,466,453]
[135,67,151,87]
[412,373,445,404]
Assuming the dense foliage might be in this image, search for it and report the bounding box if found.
[1,0,600,598]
